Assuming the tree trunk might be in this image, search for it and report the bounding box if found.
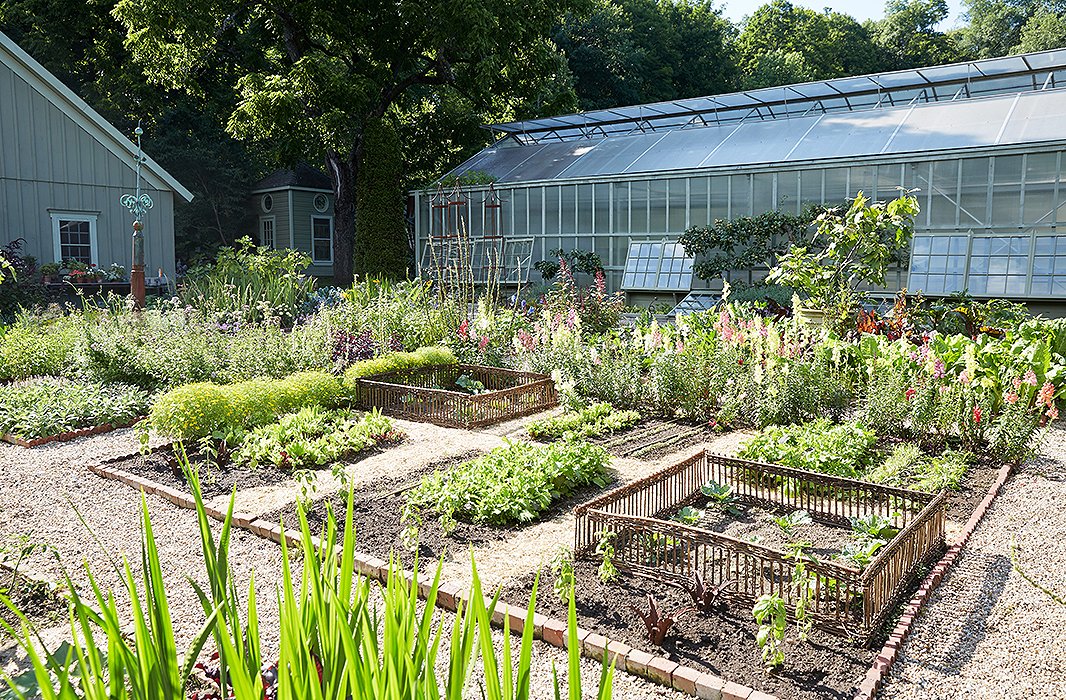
[326,150,357,287]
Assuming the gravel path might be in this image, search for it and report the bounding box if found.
[0,425,685,698]
[878,424,1066,700]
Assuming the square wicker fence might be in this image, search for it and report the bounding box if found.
[355,363,557,428]
[574,450,946,639]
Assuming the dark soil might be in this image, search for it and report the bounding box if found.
[111,442,395,499]
[690,505,856,561]
[943,460,1001,524]
[112,446,295,498]
[263,450,616,570]
[591,419,716,460]
[502,560,874,700]
[0,569,66,644]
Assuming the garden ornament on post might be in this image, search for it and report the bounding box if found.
[120,123,153,308]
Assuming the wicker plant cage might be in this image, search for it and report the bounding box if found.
[356,363,556,428]
[574,450,946,639]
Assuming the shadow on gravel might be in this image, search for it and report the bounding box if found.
[940,553,1011,673]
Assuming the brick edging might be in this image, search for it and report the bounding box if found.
[853,462,1014,700]
[88,459,775,700]
[4,417,145,448]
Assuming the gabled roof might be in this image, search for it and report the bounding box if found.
[0,30,194,202]
[252,163,332,192]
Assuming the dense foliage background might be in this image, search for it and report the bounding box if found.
[2,0,1062,275]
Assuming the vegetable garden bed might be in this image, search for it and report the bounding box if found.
[575,450,945,639]
[355,364,556,428]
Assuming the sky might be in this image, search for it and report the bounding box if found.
[719,0,968,30]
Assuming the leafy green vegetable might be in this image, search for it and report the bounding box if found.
[405,439,611,528]
[737,419,877,477]
[527,402,640,441]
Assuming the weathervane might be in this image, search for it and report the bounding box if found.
[120,122,153,308]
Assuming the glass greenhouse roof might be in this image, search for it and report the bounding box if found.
[447,50,1066,185]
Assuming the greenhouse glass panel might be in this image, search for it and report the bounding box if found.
[614,182,630,234]
[669,179,688,231]
[561,185,577,235]
[710,177,729,220]
[461,143,541,181]
[594,183,611,234]
[620,240,694,291]
[824,168,849,203]
[649,180,668,232]
[959,158,989,225]
[501,238,535,283]
[702,116,820,167]
[562,132,665,179]
[909,234,968,294]
[877,164,903,201]
[528,187,543,236]
[967,235,1030,296]
[671,291,720,315]
[1023,152,1058,225]
[631,181,649,234]
[626,126,733,173]
[753,173,774,214]
[545,186,561,235]
[504,140,605,182]
[777,171,800,213]
[800,169,823,206]
[578,184,594,234]
[928,160,959,227]
[689,177,710,227]
[511,189,528,236]
[730,174,751,218]
[991,155,1023,226]
[887,97,1014,153]
[787,110,907,161]
[999,91,1066,145]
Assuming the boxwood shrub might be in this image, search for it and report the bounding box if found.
[342,346,457,386]
[150,370,345,439]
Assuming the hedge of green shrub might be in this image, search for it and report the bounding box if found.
[342,346,457,385]
[150,370,345,440]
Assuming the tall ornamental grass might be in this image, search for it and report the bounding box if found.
[0,462,614,700]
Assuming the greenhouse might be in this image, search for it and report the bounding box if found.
[415,49,1066,309]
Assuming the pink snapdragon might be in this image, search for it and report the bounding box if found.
[1024,370,1038,386]
[1004,391,1019,405]
[1048,405,1060,421]
[479,335,489,351]
[957,370,971,386]
[1037,381,1056,408]
[931,359,946,379]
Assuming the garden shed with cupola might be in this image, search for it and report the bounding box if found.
[415,49,1066,314]
[251,163,337,279]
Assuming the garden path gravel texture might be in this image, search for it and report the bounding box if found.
[0,423,687,698]
[878,424,1066,700]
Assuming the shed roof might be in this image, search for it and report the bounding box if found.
[253,163,332,192]
[0,30,194,202]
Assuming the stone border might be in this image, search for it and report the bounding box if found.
[853,462,1014,700]
[88,458,777,700]
[3,417,144,448]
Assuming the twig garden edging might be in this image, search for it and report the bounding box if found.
[2,417,145,448]
[852,461,1015,700]
[88,451,777,700]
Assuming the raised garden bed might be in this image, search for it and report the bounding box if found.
[355,363,556,428]
[574,450,946,639]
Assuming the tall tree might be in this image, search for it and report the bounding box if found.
[959,0,1066,57]
[1014,10,1066,51]
[554,0,737,111]
[116,0,582,285]
[868,0,964,70]
[735,1,882,88]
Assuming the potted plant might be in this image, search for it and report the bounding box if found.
[766,190,920,330]
[102,263,127,282]
[40,262,60,284]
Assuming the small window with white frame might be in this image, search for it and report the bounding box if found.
[311,216,333,263]
[259,216,276,249]
[50,212,98,265]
